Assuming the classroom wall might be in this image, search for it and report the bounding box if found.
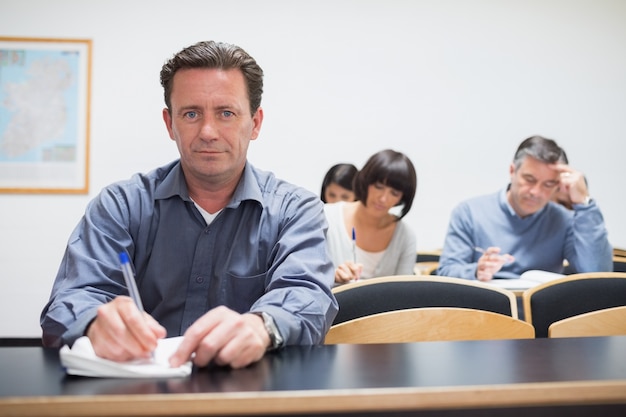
[1,0,625,337]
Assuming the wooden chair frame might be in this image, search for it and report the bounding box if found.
[612,256,626,273]
[548,305,626,338]
[413,261,439,276]
[522,272,626,338]
[324,307,535,344]
[415,250,442,263]
[613,247,626,258]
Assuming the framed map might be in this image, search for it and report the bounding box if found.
[0,37,91,194]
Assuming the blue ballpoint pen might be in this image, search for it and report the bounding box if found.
[352,227,357,264]
[474,246,513,265]
[119,252,155,359]
[119,252,145,312]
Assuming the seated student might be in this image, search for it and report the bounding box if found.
[324,149,417,284]
[40,40,337,370]
[320,163,358,203]
[437,135,612,281]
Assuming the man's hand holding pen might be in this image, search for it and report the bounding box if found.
[87,296,166,362]
[475,247,515,282]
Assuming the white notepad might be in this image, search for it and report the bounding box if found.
[60,336,192,378]
[488,270,565,290]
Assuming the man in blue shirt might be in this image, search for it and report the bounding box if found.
[437,135,612,281]
[40,41,338,369]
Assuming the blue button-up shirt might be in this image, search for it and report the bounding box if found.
[41,160,338,347]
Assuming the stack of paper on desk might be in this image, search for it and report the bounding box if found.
[488,270,565,290]
[60,336,192,378]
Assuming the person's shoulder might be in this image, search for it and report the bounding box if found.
[323,201,344,213]
[322,201,347,224]
[394,217,416,238]
[99,160,179,197]
[397,212,415,228]
[544,200,574,218]
[453,189,499,210]
[250,164,317,201]
[470,189,500,202]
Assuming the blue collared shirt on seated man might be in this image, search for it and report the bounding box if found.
[40,160,338,347]
[437,187,612,280]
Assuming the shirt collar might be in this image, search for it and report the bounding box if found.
[227,162,263,208]
[154,160,189,201]
[499,184,547,219]
[154,160,263,208]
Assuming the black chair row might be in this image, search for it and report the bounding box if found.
[331,273,626,339]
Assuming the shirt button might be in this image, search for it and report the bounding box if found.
[195,276,204,284]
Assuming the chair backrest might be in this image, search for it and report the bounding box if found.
[613,247,626,258]
[331,275,519,325]
[613,256,626,273]
[415,251,441,275]
[415,250,441,263]
[413,261,439,276]
[523,272,626,338]
[548,306,626,338]
[324,307,535,344]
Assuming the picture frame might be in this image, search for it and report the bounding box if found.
[0,37,92,194]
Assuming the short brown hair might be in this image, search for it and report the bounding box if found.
[160,40,263,115]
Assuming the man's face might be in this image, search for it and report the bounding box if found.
[162,68,263,187]
[507,156,560,218]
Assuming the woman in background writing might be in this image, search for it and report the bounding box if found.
[324,149,417,284]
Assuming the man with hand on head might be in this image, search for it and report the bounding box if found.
[41,40,338,369]
[437,135,612,281]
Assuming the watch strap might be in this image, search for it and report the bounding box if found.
[258,312,284,350]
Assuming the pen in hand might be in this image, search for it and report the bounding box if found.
[119,251,155,359]
[119,252,145,312]
[351,227,360,282]
[474,246,486,255]
[352,227,357,264]
[474,247,514,265]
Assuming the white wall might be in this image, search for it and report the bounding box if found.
[1,0,625,337]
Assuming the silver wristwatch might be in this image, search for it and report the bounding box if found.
[258,312,284,350]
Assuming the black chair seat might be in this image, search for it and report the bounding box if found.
[332,275,517,325]
[523,273,626,338]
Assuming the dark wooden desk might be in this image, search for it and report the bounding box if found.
[2,337,626,417]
